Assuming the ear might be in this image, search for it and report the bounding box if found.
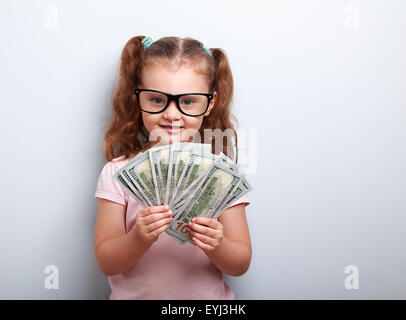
[204,91,217,117]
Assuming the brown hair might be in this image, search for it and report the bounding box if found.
[102,36,238,162]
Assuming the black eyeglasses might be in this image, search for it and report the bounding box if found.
[134,88,214,117]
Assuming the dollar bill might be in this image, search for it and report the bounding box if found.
[165,143,211,206]
[165,142,192,206]
[109,142,252,246]
[113,170,150,207]
[125,152,158,206]
[167,163,242,242]
[149,144,171,205]
[208,177,253,219]
[113,154,154,207]
[216,152,239,172]
[169,151,216,207]
[169,152,236,211]
[165,225,187,244]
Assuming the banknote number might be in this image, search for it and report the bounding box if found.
[175,221,188,234]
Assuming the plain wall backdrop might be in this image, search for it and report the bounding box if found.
[0,0,405,299]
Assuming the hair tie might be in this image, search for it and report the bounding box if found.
[204,47,212,56]
[142,36,153,49]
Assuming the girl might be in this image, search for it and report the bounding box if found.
[94,36,252,300]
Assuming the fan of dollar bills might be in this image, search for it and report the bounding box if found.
[113,142,252,245]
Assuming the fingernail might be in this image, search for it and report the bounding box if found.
[168,210,172,215]
[164,205,169,210]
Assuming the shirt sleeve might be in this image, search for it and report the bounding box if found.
[94,161,128,206]
[225,193,250,209]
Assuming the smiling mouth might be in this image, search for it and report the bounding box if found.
[159,125,183,128]
[159,124,184,133]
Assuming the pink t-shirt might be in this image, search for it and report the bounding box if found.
[94,155,250,300]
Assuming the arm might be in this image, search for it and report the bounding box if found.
[94,199,172,276]
[187,203,252,277]
[94,199,150,276]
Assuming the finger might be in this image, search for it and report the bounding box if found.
[188,222,216,238]
[144,211,173,225]
[145,217,172,233]
[188,229,216,247]
[149,223,169,237]
[140,205,170,217]
[193,236,214,251]
[191,217,219,229]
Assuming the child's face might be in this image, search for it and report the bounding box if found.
[139,61,217,144]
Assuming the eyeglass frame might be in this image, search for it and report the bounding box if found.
[133,88,215,117]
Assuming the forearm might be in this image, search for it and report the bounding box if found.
[205,237,251,277]
[95,229,151,276]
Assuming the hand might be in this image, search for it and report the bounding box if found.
[187,217,224,252]
[133,205,172,246]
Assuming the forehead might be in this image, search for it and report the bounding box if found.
[140,60,209,94]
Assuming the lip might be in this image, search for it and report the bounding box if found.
[159,124,184,134]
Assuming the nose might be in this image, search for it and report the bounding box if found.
[163,99,182,120]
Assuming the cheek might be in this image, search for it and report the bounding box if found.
[184,116,203,130]
[142,113,161,132]
[180,117,204,142]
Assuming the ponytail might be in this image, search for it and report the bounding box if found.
[201,48,239,163]
[104,36,149,162]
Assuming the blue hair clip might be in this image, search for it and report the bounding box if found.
[142,36,153,49]
[204,46,212,56]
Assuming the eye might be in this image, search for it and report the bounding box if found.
[183,99,194,105]
[151,97,164,104]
